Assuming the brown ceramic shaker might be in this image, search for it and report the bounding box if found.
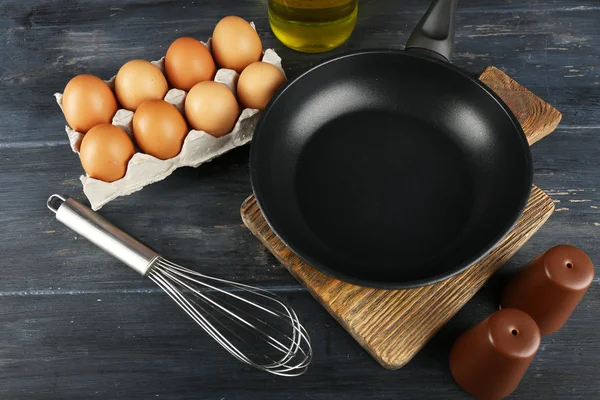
[449,308,540,400]
[501,245,594,334]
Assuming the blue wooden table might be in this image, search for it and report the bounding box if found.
[0,1,598,398]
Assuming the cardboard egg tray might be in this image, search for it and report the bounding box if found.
[55,25,285,210]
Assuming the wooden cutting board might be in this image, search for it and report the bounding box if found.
[240,66,562,369]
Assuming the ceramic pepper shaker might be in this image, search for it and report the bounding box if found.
[501,245,594,335]
[449,308,541,400]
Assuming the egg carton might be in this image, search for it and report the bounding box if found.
[54,28,285,210]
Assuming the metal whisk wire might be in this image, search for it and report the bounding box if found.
[47,194,312,377]
[147,258,312,376]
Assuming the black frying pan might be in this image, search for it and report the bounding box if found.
[250,0,532,289]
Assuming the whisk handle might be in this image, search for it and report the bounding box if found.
[47,195,159,276]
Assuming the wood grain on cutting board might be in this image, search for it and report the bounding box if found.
[241,66,561,369]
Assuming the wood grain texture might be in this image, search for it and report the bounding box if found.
[241,68,558,369]
[1,0,599,398]
[242,188,555,369]
[480,66,563,145]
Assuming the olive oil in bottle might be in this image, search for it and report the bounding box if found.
[268,0,358,53]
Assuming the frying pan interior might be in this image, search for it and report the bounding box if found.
[250,51,532,288]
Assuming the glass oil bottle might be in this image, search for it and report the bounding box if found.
[268,0,358,53]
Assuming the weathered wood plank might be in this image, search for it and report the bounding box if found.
[1,0,599,144]
[0,0,598,398]
[0,290,598,399]
[1,125,597,294]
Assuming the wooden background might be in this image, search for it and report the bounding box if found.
[0,0,598,399]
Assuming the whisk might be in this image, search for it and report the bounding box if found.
[47,194,312,376]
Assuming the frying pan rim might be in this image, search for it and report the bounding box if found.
[249,49,533,289]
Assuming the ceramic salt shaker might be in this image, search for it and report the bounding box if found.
[449,308,541,400]
[501,245,594,334]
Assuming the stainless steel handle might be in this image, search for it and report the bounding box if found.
[47,195,159,276]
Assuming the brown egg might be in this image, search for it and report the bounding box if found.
[79,123,135,182]
[185,81,239,137]
[165,37,216,91]
[62,74,118,133]
[115,60,169,111]
[212,16,262,73]
[237,62,286,110]
[133,100,189,160]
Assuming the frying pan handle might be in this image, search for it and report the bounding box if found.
[405,0,458,62]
